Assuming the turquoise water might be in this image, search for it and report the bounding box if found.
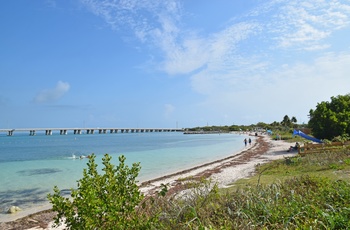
[0,132,247,219]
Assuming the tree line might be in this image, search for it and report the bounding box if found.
[188,93,350,141]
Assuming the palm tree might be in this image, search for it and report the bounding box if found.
[281,115,291,127]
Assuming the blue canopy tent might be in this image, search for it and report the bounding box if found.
[293,129,322,143]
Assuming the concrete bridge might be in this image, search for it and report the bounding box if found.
[0,128,184,136]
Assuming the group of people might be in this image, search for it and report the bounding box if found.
[244,138,252,147]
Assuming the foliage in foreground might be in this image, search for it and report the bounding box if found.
[47,154,159,230]
[48,153,350,229]
[249,147,350,184]
[147,176,350,229]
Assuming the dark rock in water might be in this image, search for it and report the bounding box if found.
[17,168,62,176]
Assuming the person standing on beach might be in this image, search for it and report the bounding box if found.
[249,138,252,145]
[244,138,247,147]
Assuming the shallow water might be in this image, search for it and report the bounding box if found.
[0,132,247,220]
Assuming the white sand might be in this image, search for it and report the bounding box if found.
[140,135,296,193]
[27,135,296,230]
[211,136,296,187]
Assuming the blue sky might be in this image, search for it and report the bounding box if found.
[1,0,350,129]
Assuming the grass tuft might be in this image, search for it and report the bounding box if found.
[146,147,350,229]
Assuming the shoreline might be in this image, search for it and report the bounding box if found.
[139,134,295,196]
[139,135,259,194]
[0,135,296,229]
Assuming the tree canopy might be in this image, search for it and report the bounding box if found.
[308,94,350,140]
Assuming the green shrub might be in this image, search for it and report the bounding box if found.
[48,154,158,230]
[149,176,350,229]
[344,158,350,165]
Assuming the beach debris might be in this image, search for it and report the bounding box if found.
[8,206,22,214]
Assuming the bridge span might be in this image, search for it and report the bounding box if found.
[0,128,184,136]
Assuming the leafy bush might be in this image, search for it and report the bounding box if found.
[308,94,350,139]
[332,134,350,143]
[48,154,159,230]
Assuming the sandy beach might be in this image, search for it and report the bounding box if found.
[0,134,297,230]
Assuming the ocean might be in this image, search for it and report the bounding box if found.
[0,131,247,220]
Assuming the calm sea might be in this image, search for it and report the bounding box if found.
[0,131,247,220]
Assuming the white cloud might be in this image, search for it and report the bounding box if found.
[160,21,261,75]
[80,0,350,67]
[185,0,350,97]
[194,52,350,124]
[34,81,70,104]
[80,0,350,125]
[270,0,350,50]
[80,0,181,39]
